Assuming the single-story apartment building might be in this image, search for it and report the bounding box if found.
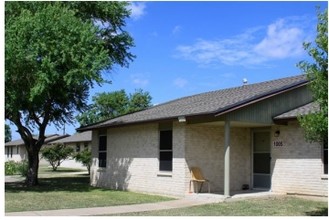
[5,134,69,162]
[78,74,328,198]
[49,131,92,168]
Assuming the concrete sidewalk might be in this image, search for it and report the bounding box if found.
[5,191,281,216]
[5,195,226,216]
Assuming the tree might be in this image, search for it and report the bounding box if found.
[128,89,153,113]
[77,89,152,126]
[5,124,12,142]
[74,149,92,175]
[5,2,134,186]
[297,8,328,143]
[41,144,74,171]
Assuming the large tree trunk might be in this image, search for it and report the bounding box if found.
[26,148,40,186]
[12,114,48,186]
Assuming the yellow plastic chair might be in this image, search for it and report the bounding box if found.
[189,167,210,193]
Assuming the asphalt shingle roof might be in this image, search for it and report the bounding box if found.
[50,131,92,144]
[5,134,69,146]
[274,102,319,120]
[78,74,308,131]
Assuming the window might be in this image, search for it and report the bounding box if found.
[76,144,80,152]
[159,123,173,172]
[324,138,328,174]
[84,142,89,150]
[98,135,107,168]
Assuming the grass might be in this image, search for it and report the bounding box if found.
[115,196,328,216]
[5,166,174,213]
[5,166,328,216]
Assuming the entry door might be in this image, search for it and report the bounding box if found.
[253,131,271,189]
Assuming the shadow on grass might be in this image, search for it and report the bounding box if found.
[5,175,94,193]
[39,167,87,173]
[306,207,328,216]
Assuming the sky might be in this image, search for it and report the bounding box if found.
[7,1,328,140]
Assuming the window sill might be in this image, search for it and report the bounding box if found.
[321,174,328,180]
[157,171,172,177]
[97,167,107,172]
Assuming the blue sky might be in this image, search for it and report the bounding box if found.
[8,1,328,139]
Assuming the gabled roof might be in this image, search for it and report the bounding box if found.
[78,74,308,131]
[50,131,92,144]
[274,102,319,120]
[5,134,70,146]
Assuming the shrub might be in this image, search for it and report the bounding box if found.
[17,160,28,177]
[5,160,28,176]
[5,161,18,175]
[41,144,74,171]
[74,149,92,174]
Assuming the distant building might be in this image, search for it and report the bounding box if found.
[5,134,69,162]
[49,131,92,168]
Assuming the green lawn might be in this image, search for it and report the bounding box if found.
[115,196,327,216]
[5,167,174,213]
[5,167,328,216]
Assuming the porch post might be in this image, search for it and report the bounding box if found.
[224,120,230,197]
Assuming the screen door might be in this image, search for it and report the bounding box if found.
[253,131,271,189]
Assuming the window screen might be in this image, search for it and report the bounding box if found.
[159,129,173,171]
[98,135,107,168]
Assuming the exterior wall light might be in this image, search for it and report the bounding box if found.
[178,116,186,123]
[274,130,280,137]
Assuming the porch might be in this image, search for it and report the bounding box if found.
[186,189,276,202]
[184,120,273,196]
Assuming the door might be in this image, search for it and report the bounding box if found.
[253,131,271,189]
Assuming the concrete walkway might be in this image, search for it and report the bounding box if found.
[6,175,301,216]
[6,195,225,216]
[6,191,278,216]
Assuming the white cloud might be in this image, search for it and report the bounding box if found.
[172,25,182,35]
[130,74,149,87]
[127,2,147,20]
[254,19,304,58]
[175,16,312,67]
[173,77,188,88]
[176,36,263,67]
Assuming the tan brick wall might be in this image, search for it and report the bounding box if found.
[90,122,188,197]
[185,124,251,193]
[89,120,327,197]
[271,121,328,196]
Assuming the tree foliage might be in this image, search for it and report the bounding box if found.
[5,1,134,186]
[41,144,74,171]
[5,124,12,142]
[77,89,152,126]
[74,149,92,175]
[297,8,328,143]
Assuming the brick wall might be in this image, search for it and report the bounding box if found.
[89,120,327,197]
[90,122,188,197]
[185,124,251,193]
[271,121,328,196]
